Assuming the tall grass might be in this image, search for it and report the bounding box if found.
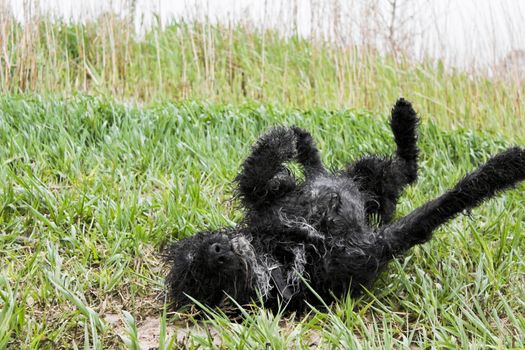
[1,6,524,139]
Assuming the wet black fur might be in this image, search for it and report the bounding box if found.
[166,98,525,312]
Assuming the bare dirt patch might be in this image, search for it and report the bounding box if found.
[104,313,222,349]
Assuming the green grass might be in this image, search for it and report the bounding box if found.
[0,94,524,349]
[2,17,525,139]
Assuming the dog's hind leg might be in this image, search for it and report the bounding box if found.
[235,127,298,209]
[389,98,419,184]
[346,98,420,224]
[376,147,525,258]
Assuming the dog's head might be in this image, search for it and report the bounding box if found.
[166,229,259,309]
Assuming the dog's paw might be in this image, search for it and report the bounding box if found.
[268,168,296,192]
[290,126,313,152]
[255,126,297,160]
[391,98,419,130]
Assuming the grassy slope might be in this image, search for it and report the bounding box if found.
[0,95,524,349]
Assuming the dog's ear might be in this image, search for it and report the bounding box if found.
[378,147,525,256]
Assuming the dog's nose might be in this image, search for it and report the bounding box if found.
[208,242,230,265]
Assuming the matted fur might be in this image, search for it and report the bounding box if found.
[166,98,525,312]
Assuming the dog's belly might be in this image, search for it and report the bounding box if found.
[278,175,367,235]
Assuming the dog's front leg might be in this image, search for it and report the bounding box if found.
[235,127,298,209]
[291,126,327,177]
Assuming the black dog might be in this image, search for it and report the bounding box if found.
[167,99,525,312]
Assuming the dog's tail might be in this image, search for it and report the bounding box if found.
[390,98,419,184]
